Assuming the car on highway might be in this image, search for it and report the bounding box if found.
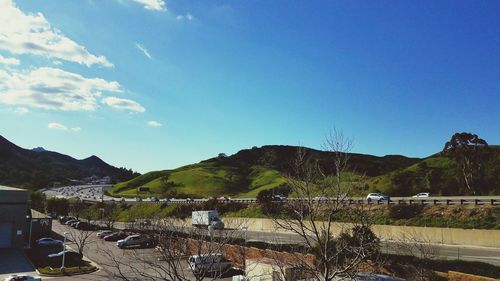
[149,197,159,202]
[117,234,155,248]
[366,193,390,202]
[313,196,329,202]
[188,254,232,275]
[3,275,42,281]
[272,194,287,201]
[135,197,142,202]
[48,250,83,267]
[104,232,129,241]
[160,198,170,202]
[412,192,430,198]
[97,230,114,238]
[35,237,62,247]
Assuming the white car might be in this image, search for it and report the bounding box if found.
[412,192,430,198]
[188,254,232,274]
[3,275,41,281]
[35,237,62,247]
[366,193,390,201]
[97,230,114,238]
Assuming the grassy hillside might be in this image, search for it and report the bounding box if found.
[108,145,422,198]
[110,145,500,198]
[366,146,500,196]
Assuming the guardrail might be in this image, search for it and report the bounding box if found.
[103,197,499,206]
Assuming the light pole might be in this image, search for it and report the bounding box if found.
[61,232,68,272]
[242,226,248,276]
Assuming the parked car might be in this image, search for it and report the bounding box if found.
[97,230,114,239]
[412,192,430,198]
[35,237,62,247]
[188,254,232,275]
[47,250,83,267]
[117,235,155,248]
[75,221,98,230]
[104,232,128,242]
[366,193,390,201]
[64,219,79,226]
[3,275,42,281]
[69,221,80,228]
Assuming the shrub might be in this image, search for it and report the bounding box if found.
[389,204,424,220]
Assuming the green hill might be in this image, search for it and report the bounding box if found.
[366,146,500,196]
[110,145,500,198]
[108,145,422,198]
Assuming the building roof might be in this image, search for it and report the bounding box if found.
[31,209,50,219]
[0,185,26,191]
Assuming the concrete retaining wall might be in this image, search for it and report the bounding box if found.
[222,217,500,248]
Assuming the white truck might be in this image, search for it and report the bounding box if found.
[192,210,224,230]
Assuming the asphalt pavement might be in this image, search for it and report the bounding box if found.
[51,221,236,281]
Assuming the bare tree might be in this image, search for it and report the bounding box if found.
[270,130,381,280]
[390,230,438,281]
[64,224,96,255]
[100,217,246,281]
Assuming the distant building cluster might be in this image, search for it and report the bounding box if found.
[68,175,111,185]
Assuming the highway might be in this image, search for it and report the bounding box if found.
[42,185,500,266]
[110,222,500,267]
[42,184,500,206]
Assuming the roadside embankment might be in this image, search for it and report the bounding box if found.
[220,217,500,248]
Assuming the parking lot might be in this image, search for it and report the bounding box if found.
[0,249,37,280]
[51,221,238,280]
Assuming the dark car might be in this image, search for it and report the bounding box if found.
[47,250,83,267]
[75,221,99,230]
[35,237,63,247]
[104,232,128,241]
[59,216,76,224]
[69,220,80,228]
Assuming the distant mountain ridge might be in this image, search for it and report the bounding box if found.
[0,135,139,189]
[32,147,47,152]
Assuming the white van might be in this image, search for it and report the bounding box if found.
[188,254,232,274]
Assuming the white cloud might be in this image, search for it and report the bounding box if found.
[147,120,162,127]
[176,13,193,21]
[0,54,20,65]
[0,67,121,111]
[48,122,67,130]
[0,0,112,67]
[131,0,166,11]
[13,107,28,114]
[135,43,151,59]
[47,122,81,132]
[102,96,145,112]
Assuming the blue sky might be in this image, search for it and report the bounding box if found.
[0,0,498,173]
